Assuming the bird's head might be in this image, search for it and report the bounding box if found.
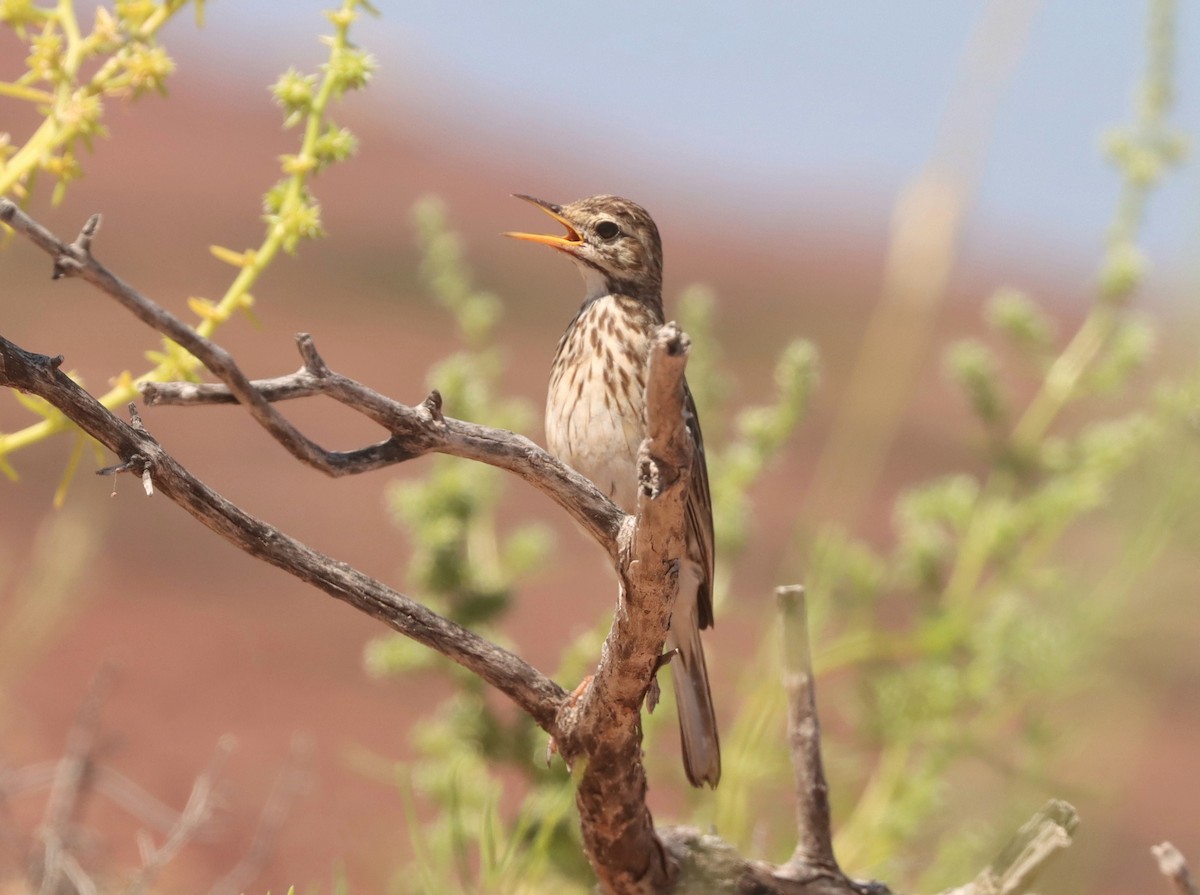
[506,194,663,301]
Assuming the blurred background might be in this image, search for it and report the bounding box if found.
[2,1,1199,893]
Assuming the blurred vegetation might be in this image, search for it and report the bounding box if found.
[363,0,1196,892]
[0,0,376,495]
[1,0,1197,893]
[0,510,99,704]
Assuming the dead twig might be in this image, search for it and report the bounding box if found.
[938,800,1079,895]
[0,200,623,562]
[206,734,312,895]
[1153,842,1199,895]
[125,736,237,895]
[0,335,569,734]
[34,667,113,895]
[776,585,840,878]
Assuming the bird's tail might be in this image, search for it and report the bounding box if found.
[668,611,721,788]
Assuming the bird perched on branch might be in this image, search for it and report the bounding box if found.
[506,194,720,788]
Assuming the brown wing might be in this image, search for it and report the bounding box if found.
[682,379,716,630]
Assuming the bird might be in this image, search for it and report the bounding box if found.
[506,194,721,788]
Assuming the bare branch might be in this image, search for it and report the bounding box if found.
[207,734,312,895]
[35,667,112,895]
[0,205,1099,895]
[0,335,568,734]
[563,322,695,894]
[663,800,1080,895]
[0,200,345,475]
[0,201,625,559]
[0,310,695,894]
[93,767,191,833]
[142,370,323,405]
[939,800,1079,895]
[1153,843,1199,895]
[126,736,237,895]
[776,585,839,876]
[661,826,873,895]
[147,333,625,558]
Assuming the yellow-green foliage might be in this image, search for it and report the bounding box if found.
[2,1,1197,893]
[365,197,551,668]
[0,0,198,203]
[371,1,1197,892]
[363,201,585,891]
[713,1,1191,889]
[0,0,376,494]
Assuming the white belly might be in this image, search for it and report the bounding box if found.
[545,295,649,512]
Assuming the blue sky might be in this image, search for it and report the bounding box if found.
[175,2,1200,288]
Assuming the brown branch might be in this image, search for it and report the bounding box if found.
[1,204,1096,895]
[776,585,839,878]
[126,736,237,895]
[938,800,1079,895]
[149,334,624,558]
[142,372,323,405]
[0,202,344,475]
[207,734,312,895]
[0,200,624,562]
[660,800,1079,895]
[0,316,685,894]
[34,667,112,895]
[0,335,567,733]
[660,827,861,895]
[558,323,694,894]
[1153,843,1199,895]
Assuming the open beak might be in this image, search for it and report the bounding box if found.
[504,195,583,252]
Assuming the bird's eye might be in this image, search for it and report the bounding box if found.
[595,220,620,241]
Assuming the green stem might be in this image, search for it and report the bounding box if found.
[56,0,82,74]
[0,82,56,103]
[1010,309,1116,454]
[1,1,367,465]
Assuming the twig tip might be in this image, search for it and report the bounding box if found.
[296,333,329,376]
[422,389,444,423]
[775,583,805,607]
[657,321,691,357]
[1152,841,1198,895]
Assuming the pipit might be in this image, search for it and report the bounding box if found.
[507,194,720,788]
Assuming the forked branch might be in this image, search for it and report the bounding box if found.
[0,202,691,891]
[0,200,624,561]
[777,584,840,878]
[1154,843,1199,895]
[0,335,568,731]
[1,203,1089,895]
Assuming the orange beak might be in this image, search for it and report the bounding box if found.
[504,195,583,252]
